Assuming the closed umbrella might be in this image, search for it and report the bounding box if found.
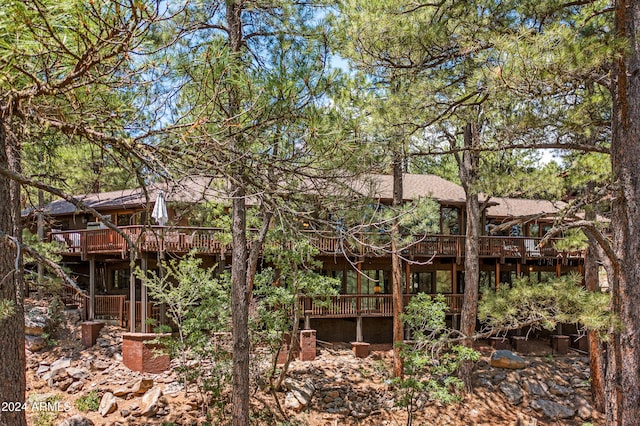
[151,190,168,226]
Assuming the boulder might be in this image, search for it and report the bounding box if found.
[44,358,72,383]
[24,307,51,336]
[284,392,302,411]
[548,383,573,397]
[66,367,89,380]
[490,350,526,369]
[531,399,576,419]
[522,379,548,396]
[26,335,47,352]
[141,386,163,417]
[283,378,315,408]
[66,381,84,394]
[114,378,154,397]
[131,378,154,395]
[499,382,524,405]
[98,392,117,417]
[57,415,95,426]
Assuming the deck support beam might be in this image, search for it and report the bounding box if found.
[129,249,136,332]
[356,315,363,342]
[141,254,148,333]
[89,257,95,320]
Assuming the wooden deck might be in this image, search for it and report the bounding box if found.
[50,226,581,261]
[299,293,463,318]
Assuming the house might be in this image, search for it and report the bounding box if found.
[26,173,584,343]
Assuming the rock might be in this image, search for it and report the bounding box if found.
[26,335,47,351]
[574,396,593,420]
[283,378,315,408]
[549,383,573,397]
[98,392,118,417]
[120,409,130,417]
[351,410,369,419]
[24,307,51,336]
[66,367,89,380]
[63,309,82,325]
[131,378,154,395]
[531,399,576,419]
[36,364,50,376]
[55,377,74,391]
[522,379,548,396]
[50,358,72,373]
[490,350,526,369]
[66,381,84,394]
[114,378,154,397]
[96,337,111,347]
[499,382,524,405]
[90,360,110,371]
[577,404,593,420]
[284,392,302,411]
[57,415,95,426]
[141,386,162,417]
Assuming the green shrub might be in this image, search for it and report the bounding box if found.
[74,390,100,412]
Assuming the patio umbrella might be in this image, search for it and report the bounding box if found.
[151,190,169,226]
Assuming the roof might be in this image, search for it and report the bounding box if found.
[33,176,225,216]
[352,173,468,204]
[29,173,568,221]
[486,197,567,219]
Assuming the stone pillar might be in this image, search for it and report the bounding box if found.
[299,330,316,361]
[551,335,570,355]
[122,332,170,373]
[81,321,104,347]
[511,336,530,354]
[351,342,370,358]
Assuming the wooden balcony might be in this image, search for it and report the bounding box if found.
[50,226,582,261]
[299,293,464,318]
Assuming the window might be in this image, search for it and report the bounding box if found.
[528,223,540,237]
[345,269,358,294]
[117,213,133,226]
[441,207,461,235]
[412,272,433,293]
[435,270,452,293]
[113,269,130,290]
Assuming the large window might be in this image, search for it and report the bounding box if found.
[112,269,130,290]
[411,272,433,293]
[441,207,461,235]
[435,270,452,293]
[345,269,358,294]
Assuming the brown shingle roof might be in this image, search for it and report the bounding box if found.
[486,197,566,218]
[38,176,223,216]
[352,173,467,204]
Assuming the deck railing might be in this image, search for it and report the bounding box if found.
[300,293,464,318]
[50,226,580,260]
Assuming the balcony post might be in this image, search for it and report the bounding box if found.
[129,248,136,333]
[141,254,148,333]
[356,315,363,342]
[89,257,95,320]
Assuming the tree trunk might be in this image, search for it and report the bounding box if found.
[391,156,404,377]
[607,1,640,423]
[457,122,481,390]
[226,2,250,424]
[0,119,26,426]
[584,186,605,412]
